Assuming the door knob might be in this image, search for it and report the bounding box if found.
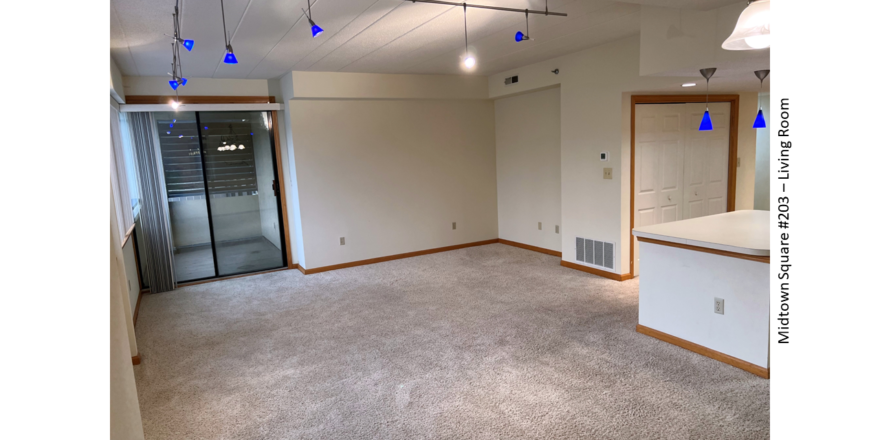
[667,195,671,201]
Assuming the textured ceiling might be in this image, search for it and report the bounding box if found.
[111,0,647,79]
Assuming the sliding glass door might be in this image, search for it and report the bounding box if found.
[154,111,286,282]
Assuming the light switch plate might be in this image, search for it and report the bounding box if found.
[714,297,724,315]
[603,168,612,179]
[452,222,456,230]
[555,225,559,234]
[538,222,542,230]
[340,237,345,245]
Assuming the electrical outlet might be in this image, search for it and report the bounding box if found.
[538,222,542,230]
[603,168,612,180]
[452,222,456,230]
[274,222,277,230]
[340,237,345,245]
[555,225,559,234]
[714,297,725,315]
[737,157,741,167]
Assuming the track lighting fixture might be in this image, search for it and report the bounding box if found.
[407,0,567,68]
[173,3,194,51]
[515,11,530,42]
[303,0,323,38]
[699,68,716,131]
[220,0,238,64]
[723,0,770,50]
[753,70,769,128]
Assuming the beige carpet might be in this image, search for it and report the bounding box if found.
[134,243,769,439]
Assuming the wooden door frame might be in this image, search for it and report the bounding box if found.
[628,94,740,277]
[127,95,296,273]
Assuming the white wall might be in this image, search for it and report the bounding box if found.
[495,87,561,252]
[111,58,126,103]
[490,35,764,276]
[491,36,681,275]
[111,215,145,439]
[289,98,497,269]
[122,238,140,316]
[288,71,488,100]
[754,92,771,210]
[638,3,769,77]
[123,76,270,97]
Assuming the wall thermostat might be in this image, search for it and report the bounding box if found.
[600,152,609,161]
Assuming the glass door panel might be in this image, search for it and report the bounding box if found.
[154,111,217,282]
[197,111,285,276]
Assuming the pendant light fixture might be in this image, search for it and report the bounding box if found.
[722,0,770,50]
[515,10,530,42]
[462,4,475,69]
[167,2,189,90]
[752,69,769,128]
[220,0,238,64]
[699,68,716,131]
[173,3,194,51]
[303,0,324,38]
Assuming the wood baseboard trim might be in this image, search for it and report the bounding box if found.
[133,289,144,327]
[560,260,633,281]
[297,264,306,275]
[131,354,141,365]
[636,237,769,264]
[300,239,500,275]
[636,324,769,379]
[498,239,562,257]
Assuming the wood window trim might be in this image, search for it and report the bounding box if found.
[124,96,276,105]
[628,94,741,278]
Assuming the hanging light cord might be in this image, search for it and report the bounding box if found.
[221,0,229,47]
[463,4,469,56]
[705,77,710,111]
[525,10,529,37]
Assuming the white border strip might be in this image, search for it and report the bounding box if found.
[119,103,283,112]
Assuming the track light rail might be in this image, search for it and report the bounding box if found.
[405,0,568,17]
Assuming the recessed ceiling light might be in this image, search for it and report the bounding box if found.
[682,83,697,87]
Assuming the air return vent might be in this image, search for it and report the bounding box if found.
[575,237,615,271]
[504,75,519,86]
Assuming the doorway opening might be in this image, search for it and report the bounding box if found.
[629,95,740,277]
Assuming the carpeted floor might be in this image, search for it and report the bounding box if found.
[134,243,769,439]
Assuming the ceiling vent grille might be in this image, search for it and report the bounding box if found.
[575,237,615,272]
[504,75,519,86]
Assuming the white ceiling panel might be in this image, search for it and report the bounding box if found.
[211,0,301,79]
[250,0,387,78]
[305,2,454,72]
[110,0,746,80]
[110,4,140,75]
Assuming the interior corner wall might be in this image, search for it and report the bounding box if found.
[495,87,562,252]
[289,98,498,269]
[735,92,759,210]
[490,36,687,275]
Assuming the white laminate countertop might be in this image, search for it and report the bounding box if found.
[632,210,770,256]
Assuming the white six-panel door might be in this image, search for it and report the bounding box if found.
[633,102,730,275]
